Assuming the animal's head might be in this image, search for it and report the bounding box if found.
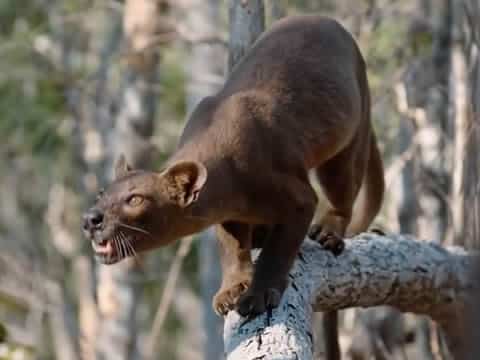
[82,155,207,264]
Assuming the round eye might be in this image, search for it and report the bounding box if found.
[127,195,144,207]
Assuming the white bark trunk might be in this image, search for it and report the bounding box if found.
[224,233,475,360]
[450,42,468,244]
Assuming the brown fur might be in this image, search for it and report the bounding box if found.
[83,15,384,346]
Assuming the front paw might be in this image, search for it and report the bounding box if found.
[236,286,283,316]
[213,279,251,316]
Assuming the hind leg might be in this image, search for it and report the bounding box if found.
[309,138,368,255]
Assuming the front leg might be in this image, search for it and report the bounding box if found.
[213,222,254,316]
[237,186,316,316]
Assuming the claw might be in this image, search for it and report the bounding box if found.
[308,224,322,239]
[213,278,251,316]
[237,287,283,317]
[309,225,346,256]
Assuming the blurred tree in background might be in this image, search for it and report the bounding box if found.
[0,0,478,359]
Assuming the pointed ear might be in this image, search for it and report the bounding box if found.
[114,154,133,180]
[162,161,207,207]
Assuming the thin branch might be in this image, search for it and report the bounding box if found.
[144,237,194,360]
[384,132,420,188]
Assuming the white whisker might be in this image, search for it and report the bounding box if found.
[123,238,131,258]
[120,234,129,259]
[118,222,152,237]
[126,238,138,259]
[126,241,135,258]
[115,236,123,259]
[108,237,115,262]
[114,235,122,259]
[119,231,138,260]
[125,234,139,260]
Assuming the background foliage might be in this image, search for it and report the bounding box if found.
[0,0,478,359]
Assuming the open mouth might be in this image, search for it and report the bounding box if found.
[90,229,141,265]
[92,239,113,254]
[92,239,120,264]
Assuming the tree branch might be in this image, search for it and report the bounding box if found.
[224,233,477,360]
[145,237,193,360]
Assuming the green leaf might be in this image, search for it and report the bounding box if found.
[0,322,7,343]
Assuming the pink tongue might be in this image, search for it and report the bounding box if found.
[94,241,112,254]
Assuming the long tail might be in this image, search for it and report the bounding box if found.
[323,311,341,360]
[347,133,385,236]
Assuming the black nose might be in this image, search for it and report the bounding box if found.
[83,208,104,231]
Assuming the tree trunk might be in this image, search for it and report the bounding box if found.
[403,3,454,356]
[416,0,453,244]
[228,0,266,72]
[450,3,469,245]
[458,1,480,354]
[463,0,480,251]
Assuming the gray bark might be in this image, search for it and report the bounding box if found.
[228,0,266,72]
[224,234,476,360]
